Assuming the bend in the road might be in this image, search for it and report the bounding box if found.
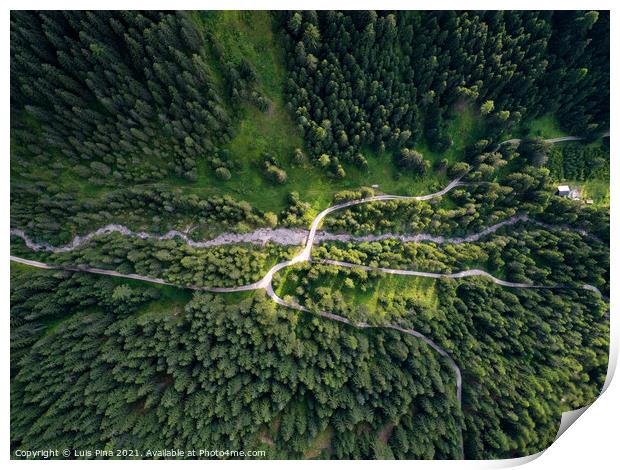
[265,276,465,457]
[10,133,608,460]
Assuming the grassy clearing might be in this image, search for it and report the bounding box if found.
[415,103,487,165]
[344,274,439,313]
[172,115,467,217]
[201,11,285,98]
[276,265,439,320]
[172,11,458,215]
[12,12,490,221]
[10,261,36,274]
[518,113,568,139]
[563,179,610,206]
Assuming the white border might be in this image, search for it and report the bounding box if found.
[3,2,616,468]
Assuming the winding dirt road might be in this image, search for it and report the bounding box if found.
[9,172,477,457]
[317,259,552,288]
[8,255,259,293]
[492,132,609,152]
[492,135,584,152]
[315,259,603,297]
[9,134,608,459]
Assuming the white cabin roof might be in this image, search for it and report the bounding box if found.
[557,185,570,192]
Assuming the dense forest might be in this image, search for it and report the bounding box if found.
[11,10,609,461]
[282,11,609,171]
[273,264,608,457]
[11,265,607,459]
[12,11,231,183]
[11,268,462,459]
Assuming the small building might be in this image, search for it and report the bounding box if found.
[586,199,594,205]
[557,185,570,197]
[371,184,379,189]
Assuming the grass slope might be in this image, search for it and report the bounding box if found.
[519,113,569,139]
[167,13,487,216]
[415,103,487,165]
[276,265,439,323]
